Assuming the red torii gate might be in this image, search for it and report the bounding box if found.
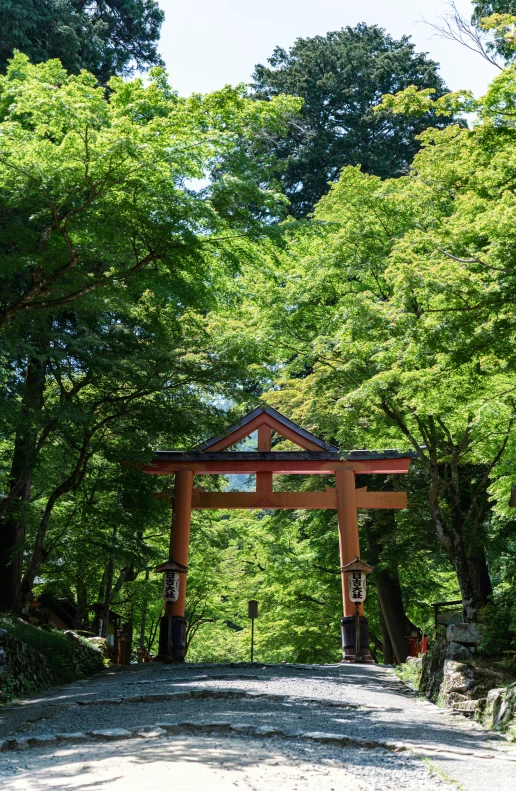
[142,406,414,662]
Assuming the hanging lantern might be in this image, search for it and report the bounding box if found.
[341,556,373,604]
[162,570,181,602]
[155,558,188,604]
[348,571,367,603]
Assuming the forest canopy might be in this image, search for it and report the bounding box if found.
[2,13,516,666]
[0,0,165,81]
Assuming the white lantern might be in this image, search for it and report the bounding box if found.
[163,570,180,602]
[348,571,367,603]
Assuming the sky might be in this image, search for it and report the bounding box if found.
[156,0,498,97]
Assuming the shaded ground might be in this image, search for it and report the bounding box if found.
[0,734,448,791]
[1,662,516,790]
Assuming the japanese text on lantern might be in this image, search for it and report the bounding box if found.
[348,571,366,602]
[163,570,180,602]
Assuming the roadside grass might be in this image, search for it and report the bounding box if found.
[423,757,465,789]
[395,659,423,691]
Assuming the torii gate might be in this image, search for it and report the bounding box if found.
[142,406,414,662]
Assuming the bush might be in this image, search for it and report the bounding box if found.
[479,593,516,655]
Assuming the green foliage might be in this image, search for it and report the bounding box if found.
[220,58,516,628]
[479,592,516,654]
[472,3,516,60]
[5,44,516,669]
[0,0,165,82]
[396,658,423,690]
[0,53,299,330]
[0,56,299,626]
[183,508,343,664]
[251,24,452,216]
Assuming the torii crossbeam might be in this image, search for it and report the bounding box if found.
[141,406,415,662]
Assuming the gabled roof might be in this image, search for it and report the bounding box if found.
[192,406,340,453]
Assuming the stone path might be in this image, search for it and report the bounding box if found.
[1,662,516,790]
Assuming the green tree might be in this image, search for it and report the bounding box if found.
[251,24,452,217]
[0,0,164,82]
[472,2,516,61]
[229,59,516,621]
[0,54,299,612]
[0,54,297,332]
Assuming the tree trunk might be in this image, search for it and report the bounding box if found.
[101,523,117,638]
[379,606,395,664]
[0,354,46,611]
[16,436,92,613]
[375,570,412,664]
[468,549,493,605]
[361,501,413,664]
[379,402,499,625]
[75,574,88,630]
[449,528,493,622]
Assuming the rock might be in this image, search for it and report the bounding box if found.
[446,623,482,646]
[178,721,232,733]
[254,725,286,736]
[446,641,471,661]
[484,688,503,726]
[505,681,516,702]
[0,624,103,699]
[136,727,166,739]
[89,729,132,741]
[63,630,82,643]
[0,630,51,697]
[154,722,180,734]
[420,632,448,701]
[85,637,108,656]
[483,687,513,730]
[56,732,90,743]
[302,731,350,745]
[439,660,476,707]
[142,692,185,703]
[230,723,257,734]
[26,734,58,748]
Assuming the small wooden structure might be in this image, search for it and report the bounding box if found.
[141,406,415,661]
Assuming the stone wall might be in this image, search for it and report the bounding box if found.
[0,626,105,701]
[481,683,516,737]
[403,624,516,734]
[0,628,53,699]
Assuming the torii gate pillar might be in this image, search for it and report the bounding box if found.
[158,469,193,662]
[336,469,371,661]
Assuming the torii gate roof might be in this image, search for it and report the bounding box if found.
[143,406,416,476]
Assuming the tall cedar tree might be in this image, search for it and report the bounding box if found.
[252,24,452,217]
[0,0,164,81]
[472,1,516,60]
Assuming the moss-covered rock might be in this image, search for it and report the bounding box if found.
[398,630,516,736]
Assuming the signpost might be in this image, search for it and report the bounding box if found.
[341,557,373,662]
[248,600,258,662]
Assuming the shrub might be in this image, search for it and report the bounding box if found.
[478,593,516,655]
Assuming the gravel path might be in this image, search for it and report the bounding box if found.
[0,734,447,791]
[1,662,516,791]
